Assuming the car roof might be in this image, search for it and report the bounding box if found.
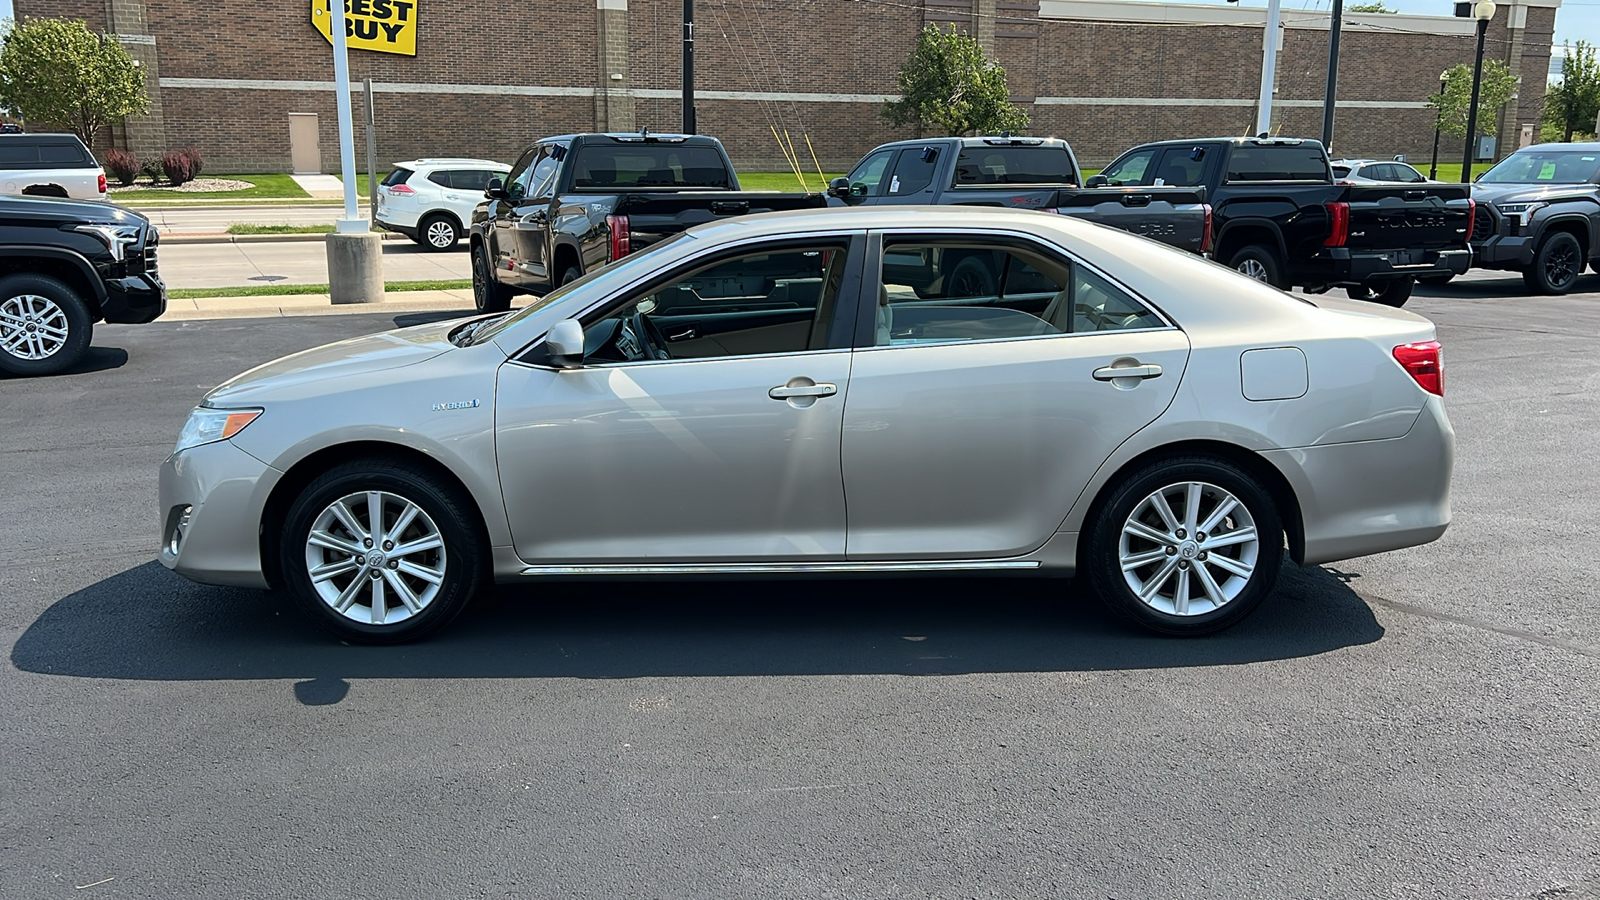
[394,158,509,169]
[1511,141,1600,152]
[0,132,89,144]
[685,204,1104,244]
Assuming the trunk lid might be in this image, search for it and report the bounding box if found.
[1342,184,1472,252]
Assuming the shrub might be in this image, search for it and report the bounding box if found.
[139,157,163,181]
[103,149,139,186]
[181,146,204,178]
[160,148,196,186]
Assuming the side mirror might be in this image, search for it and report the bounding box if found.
[485,177,507,200]
[546,318,585,368]
[1085,174,1108,188]
[827,176,854,200]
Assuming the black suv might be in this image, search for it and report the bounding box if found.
[0,194,165,376]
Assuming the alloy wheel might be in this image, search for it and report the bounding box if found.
[426,219,456,249]
[1237,260,1269,282]
[0,294,70,361]
[1545,241,1579,288]
[303,490,448,627]
[1118,480,1260,617]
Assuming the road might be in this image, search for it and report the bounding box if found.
[158,238,471,289]
[1,279,1598,899]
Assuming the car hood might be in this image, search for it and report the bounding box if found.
[1471,182,1597,205]
[205,318,475,405]
[0,193,149,226]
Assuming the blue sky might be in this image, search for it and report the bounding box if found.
[1,0,1591,69]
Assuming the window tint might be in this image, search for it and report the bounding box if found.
[1225,146,1329,181]
[38,143,86,164]
[874,241,1162,346]
[426,170,453,188]
[886,148,938,196]
[502,148,540,200]
[847,150,894,197]
[1152,147,1208,186]
[1100,149,1157,186]
[527,155,560,199]
[953,147,1077,185]
[0,144,40,166]
[570,145,730,188]
[582,243,849,363]
[1396,164,1425,183]
[381,167,413,186]
[450,169,500,192]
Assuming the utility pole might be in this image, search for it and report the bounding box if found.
[1322,0,1345,149]
[682,0,696,134]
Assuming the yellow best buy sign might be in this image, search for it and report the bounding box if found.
[311,0,417,56]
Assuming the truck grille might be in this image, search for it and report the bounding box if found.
[1471,207,1495,242]
[138,228,159,275]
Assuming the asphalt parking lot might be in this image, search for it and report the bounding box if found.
[2,271,1597,899]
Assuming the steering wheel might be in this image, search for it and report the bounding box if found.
[628,311,671,360]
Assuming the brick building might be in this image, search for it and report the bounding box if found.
[17,0,1562,173]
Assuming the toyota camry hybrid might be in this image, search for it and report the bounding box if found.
[159,207,1453,643]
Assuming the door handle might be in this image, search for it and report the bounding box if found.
[768,383,838,399]
[1093,363,1163,381]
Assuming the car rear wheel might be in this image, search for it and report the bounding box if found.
[944,256,997,298]
[0,273,93,377]
[281,459,486,644]
[1229,245,1286,289]
[471,243,512,313]
[418,214,459,252]
[1345,277,1413,307]
[558,264,584,288]
[1521,231,1583,295]
[1084,456,1284,636]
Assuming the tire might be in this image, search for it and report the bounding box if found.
[0,273,94,377]
[1344,277,1413,307]
[1229,245,1287,289]
[1416,273,1455,286]
[1083,456,1285,636]
[281,459,486,644]
[557,264,584,288]
[418,214,459,252]
[471,242,512,313]
[1521,231,1584,295]
[944,256,997,298]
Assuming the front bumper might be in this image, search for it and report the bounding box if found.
[101,273,166,324]
[159,439,282,589]
[1262,395,1454,566]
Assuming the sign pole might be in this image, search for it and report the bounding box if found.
[324,1,384,305]
[330,1,363,232]
[364,77,378,228]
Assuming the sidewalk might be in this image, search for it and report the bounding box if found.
[161,289,477,321]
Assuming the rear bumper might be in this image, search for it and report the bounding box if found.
[376,216,418,238]
[1325,248,1472,284]
[1262,395,1453,566]
[100,273,166,324]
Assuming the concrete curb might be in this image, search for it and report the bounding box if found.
[159,230,404,245]
[160,288,478,321]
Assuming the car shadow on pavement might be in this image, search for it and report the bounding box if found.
[1414,271,1600,299]
[0,345,128,379]
[12,559,1382,702]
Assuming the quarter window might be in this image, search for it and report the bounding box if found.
[580,243,851,364]
[873,240,1163,346]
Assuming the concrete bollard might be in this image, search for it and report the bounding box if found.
[325,231,385,304]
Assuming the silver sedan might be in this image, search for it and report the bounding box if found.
[159,207,1453,643]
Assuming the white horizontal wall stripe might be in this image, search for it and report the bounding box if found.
[1037,0,1488,35]
[160,79,1427,111]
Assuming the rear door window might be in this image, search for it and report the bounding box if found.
[450,169,499,193]
[886,147,938,196]
[1151,147,1210,186]
[953,147,1077,185]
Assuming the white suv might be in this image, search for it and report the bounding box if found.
[0,133,107,200]
[375,158,510,252]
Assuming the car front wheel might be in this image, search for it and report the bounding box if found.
[1522,231,1583,295]
[1084,456,1284,636]
[0,273,93,377]
[281,459,486,644]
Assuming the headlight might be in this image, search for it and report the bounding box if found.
[175,406,262,454]
[1495,201,1546,226]
[69,223,143,262]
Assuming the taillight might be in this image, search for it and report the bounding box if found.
[97,173,107,193]
[1394,340,1443,396]
[388,183,415,195]
[1464,199,1476,242]
[1323,201,1349,248]
[1200,203,1214,254]
[607,214,631,261]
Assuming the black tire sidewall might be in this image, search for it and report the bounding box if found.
[419,214,458,252]
[559,265,583,288]
[946,257,997,298]
[281,462,485,644]
[1084,456,1284,636]
[1529,232,1582,294]
[1230,245,1286,289]
[0,272,93,376]
[472,244,509,313]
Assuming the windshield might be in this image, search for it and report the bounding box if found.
[1478,150,1600,185]
[470,232,695,344]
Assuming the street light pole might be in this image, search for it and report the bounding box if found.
[1429,70,1448,179]
[1461,1,1497,183]
[1321,0,1345,149]
[682,0,695,134]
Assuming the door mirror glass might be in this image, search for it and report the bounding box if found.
[1085,174,1108,188]
[485,176,506,199]
[827,176,853,198]
[546,318,585,368]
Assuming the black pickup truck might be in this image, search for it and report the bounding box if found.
[469,132,825,312]
[1466,141,1600,294]
[827,136,1211,256]
[1098,137,1472,306]
[0,194,164,376]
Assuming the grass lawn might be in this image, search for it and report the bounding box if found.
[111,173,311,201]
[739,172,844,192]
[225,223,335,235]
[169,278,471,299]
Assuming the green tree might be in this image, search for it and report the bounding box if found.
[1542,41,1600,142]
[0,18,148,146]
[1348,3,1397,12]
[1427,60,1518,139]
[883,24,1027,137]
